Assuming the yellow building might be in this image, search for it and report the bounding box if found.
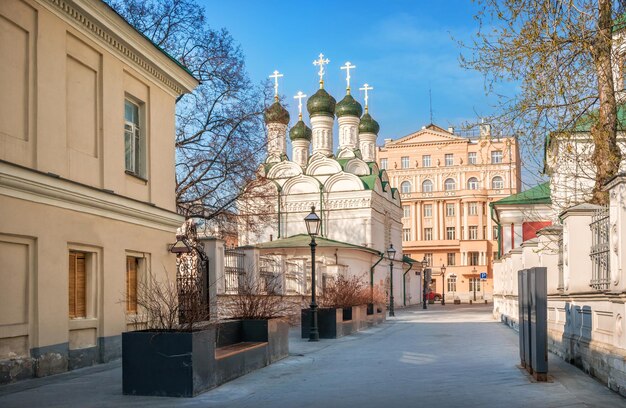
[377,124,520,303]
[0,0,197,382]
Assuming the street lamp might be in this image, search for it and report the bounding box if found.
[422,255,429,310]
[472,266,477,302]
[387,244,397,317]
[305,206,321,342]
[441,264,446,306]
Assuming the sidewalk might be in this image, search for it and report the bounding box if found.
[1,304,625,407]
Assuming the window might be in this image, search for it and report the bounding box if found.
[401,156,410,169]
[423,204,432,217]
[401,181,411,193]
[424,228,433,240]
[445,154,454,166]
[422,179,433,192]
[403,228,411,241]
[468,202,478,215]
[446,203,455,217]
[483,226,487,240]
[468,152,477,164]
[493,226,499,239]
[380,158,388,169]
[424,253,433,267]
[422,155,431,167]
[468,251,479,266]
[447,252,456,266]
[126,256,139,314]
[493,251,498,261]
[491,150,502,164]
[69,252,86,318]
[469,277,481,292]
[447,276,457,292]
[467,177,479,190]
[492,176,504,189]
[469,226,478,240]
[403,205,410,218]
[125,99,145,178]
[446,227,456,240]
[444,178,456,191]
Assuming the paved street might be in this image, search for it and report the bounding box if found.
[1,304,625,407]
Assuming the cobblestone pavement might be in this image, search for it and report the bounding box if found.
[1,304,625,407]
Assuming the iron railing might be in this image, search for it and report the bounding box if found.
[589,206,610,291]
[224,246,245,294]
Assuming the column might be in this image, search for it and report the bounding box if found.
[463,202,469,240]
[456,200,461,239]
[433,200,439,240]
[478,200,484,239]
[416,202,422,241]
[439,201,445,239]
[487,203,493,240]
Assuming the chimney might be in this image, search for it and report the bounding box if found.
[447,127,454,134]
[384,138,392,146]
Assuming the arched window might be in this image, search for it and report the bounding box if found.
[401,181,411,193]
[492,176,504,189]
[467,177,479,190]
[444,178,456,191]
[422,179,433,192]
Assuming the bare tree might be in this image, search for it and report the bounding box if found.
[461,0,625,204]
[106,0,271,219]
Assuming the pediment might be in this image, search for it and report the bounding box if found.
[391,124,466,146]
[343,158,370,176]
[324,173,365,192]
[282,175,321,195]
[267,161,303,179]
[306,156,342,176]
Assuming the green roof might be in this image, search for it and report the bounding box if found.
[492,182,551,206]
[359,175,378,190]
[254,234,381,255]
[402,255,419,264]
[571,104,626,132]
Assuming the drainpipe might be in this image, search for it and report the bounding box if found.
[319,186,324,237]
[490,202,501,259]
[402,259,413,306]
[370,252,385,302]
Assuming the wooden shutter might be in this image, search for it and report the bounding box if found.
[126,256,138,313]
[69,252,86,318]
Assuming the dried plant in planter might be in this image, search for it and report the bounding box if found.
[319,275,370,309]
[221,275,295,320]
[126,269,210,332]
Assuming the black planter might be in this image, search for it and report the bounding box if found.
[122,329,215,397]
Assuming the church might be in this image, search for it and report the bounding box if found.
[237,55,421,308]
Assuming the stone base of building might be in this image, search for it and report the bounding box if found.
[0,335,121,385]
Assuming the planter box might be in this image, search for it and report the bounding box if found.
[366,303,386,326]
[122,329,215,397]
[301,305,384,339]
[122,318,289,398]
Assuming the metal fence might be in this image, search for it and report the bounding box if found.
[224,246,246,294]
[176,248,209,324]
[259,255,281,294]
[589,206,610,291]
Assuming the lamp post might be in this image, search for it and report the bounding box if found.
[305,206,321,342]
[387,244,396,317]
[441,264,446,306]
[472,266,477,302]
[422,256,429,310]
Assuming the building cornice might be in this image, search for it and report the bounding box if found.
[43,0,198,96]
[0,161,183,232]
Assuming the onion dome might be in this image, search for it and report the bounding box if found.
[264,100,290,125]
[289,120,312,141]
[307,88,336,117]
[335,93,363,118]
[359,112,380,135]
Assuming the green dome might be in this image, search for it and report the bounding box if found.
[335,94,363,118]
[264,100,290,125]
[289,120,312,141]
[359,112,380,135]
[307,88,336,117]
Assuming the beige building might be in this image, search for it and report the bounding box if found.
[377,124,520,303]
[0,0,197,383]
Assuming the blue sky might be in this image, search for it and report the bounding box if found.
[197,1,536,181]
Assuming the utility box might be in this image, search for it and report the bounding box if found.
[518,267,548,381]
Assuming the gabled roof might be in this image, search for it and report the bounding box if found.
[492,182,551,206]
[387,123,466,146]
[253,234,381,255]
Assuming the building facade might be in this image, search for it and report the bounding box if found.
[0,0,197,383]
[377,124,520,302]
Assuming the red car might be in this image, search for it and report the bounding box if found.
[426,291,442,301]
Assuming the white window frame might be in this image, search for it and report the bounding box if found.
[422,179,433,192]
[445,154,454,166]
[423,204,432,217]
[469,202,478,216]
[492,176,504,189]
[403,228,411,241]
[401,181,411,194]
[491,150,502,164]
[124,98,145,178]
[447,252,455,266]
[469,226,478,240]
[444,178,456,191]
[467,177,479,190]
[401,156,410,169]
[446,203,455,217]
[424,228,433,240]
[468,152,477,165]
[422,155,431,167]
[380,158,388,169]
[403,205,410,218]
[446,227,455,240]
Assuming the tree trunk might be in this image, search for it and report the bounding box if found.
[591,0,620,205]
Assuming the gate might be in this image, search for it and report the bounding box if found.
[175,219,210,324]
[224,246,246,294]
